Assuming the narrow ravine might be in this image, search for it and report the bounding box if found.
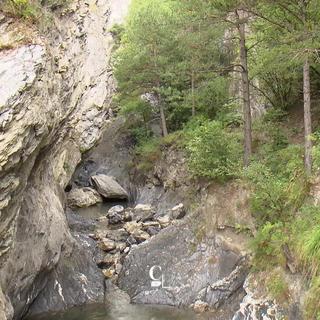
[2,0,317,319]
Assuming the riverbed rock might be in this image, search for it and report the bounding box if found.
[124,221,142,234]
[193,300,209,313]
[157,215,171,228]
[102,267,116,279]
[108,205,125,215]
[98,238,116,252]
[132,229,150,243]
[118,212,247,310]
[133,204,155,221]
[170,203,186,219]
[26,234,105,316]
[91,174,128,199]
[97,255,115,269]
[146,226,161,236]
[116,242,127,252]
[232,274,285,320]
[107,205,125,224]
[67,187,103,208]
[105,228,129,242]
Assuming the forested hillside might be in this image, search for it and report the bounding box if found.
[113,1,320,318]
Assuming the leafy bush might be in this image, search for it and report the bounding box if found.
[133,131,183,172]
[266,269,289,303]
[245,145,307,225]
[109,24,125,50]
[250,222,287,270]
[312,130,320,174]
[304,277,320,320]
[135,138,162,171]
[2,0,41,20]
[187,77,230,119]
[292,205,320,277]
[216,102,243,127]
[1,0,69,22]
[253,117,289,157]
[185,120,241,181]
[263,108,288,123]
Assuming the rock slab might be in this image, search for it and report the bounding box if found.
[91,174,128,199]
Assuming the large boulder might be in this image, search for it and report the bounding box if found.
[26,234,105,316]
[118,213,248,312]
[91,174,128,199]
[133,204,155,221]
[67,187,103,208]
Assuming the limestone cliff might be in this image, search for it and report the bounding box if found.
[0,0,130,318]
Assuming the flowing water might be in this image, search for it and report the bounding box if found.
[27,303,207,320]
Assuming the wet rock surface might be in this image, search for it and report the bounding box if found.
[232,275,285,320]
[91,174,129,200]
[117,212,247,311]
[0,0,130,318]
[27,234,105,316]
[67,187,103,208]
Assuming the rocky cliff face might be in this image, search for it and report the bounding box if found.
[0,1,130,318]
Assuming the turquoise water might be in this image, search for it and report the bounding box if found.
[28,304,204,320]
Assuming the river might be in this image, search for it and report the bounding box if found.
[26,303,207,320]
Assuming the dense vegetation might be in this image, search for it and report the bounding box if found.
[113,0,320,318]
[0,0,67,21]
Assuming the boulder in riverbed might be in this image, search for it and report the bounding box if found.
[91,174,128,199]
[133,204,155,221]
[171,203,186,219]
[193,300,209,313]
[67,187,103,208]
[157,215,171,228]
[107,205,125,225]
[98,238,116,252]
[118,212,248,310]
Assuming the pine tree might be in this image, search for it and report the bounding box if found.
[201,0,253,166]
[248,0,320,174]
[114,0,180,137]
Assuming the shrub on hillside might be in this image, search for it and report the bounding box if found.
[250,222,287,270]
[245,145,308,225]
[185,120,241,181]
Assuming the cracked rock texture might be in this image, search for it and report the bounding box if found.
[118,211,248,317]
[0,0,130,319]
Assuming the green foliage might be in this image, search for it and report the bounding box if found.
[266,269,289,303]
[291,205,320,277]
[185,120,241,180]
[304,277,320,320]
[0,0,68,22]
[190,77,231,119]
[114,0,231,133]
[216,102,243,127]
[250,222,287,270]
[245,145,307,225]
[109,24,125,50]
[2,0,41,20]
[135,138,162,172]
[262,108,288,124]
[312,130,320,173]
[253,112,289,157]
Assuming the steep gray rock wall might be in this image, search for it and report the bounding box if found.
[0,0,130,319]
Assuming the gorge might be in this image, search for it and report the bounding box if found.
[1,0,319,320]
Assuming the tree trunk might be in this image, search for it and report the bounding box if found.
[159,100,168,137]
[153,47,168,137]
[191,70,195,117]
[303,58,312,175]
[236,10,252,167]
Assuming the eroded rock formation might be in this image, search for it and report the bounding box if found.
[0,0,130,318]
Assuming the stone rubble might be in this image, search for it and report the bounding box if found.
[89,203,187,281]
